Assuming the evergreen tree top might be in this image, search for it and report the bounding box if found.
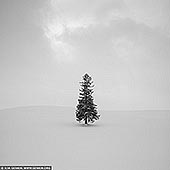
[81,73,93,86]
[83,73,91,80]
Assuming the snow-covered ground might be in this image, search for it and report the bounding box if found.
[0,106,170,170]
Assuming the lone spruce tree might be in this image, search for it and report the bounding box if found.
[76,73,100,125]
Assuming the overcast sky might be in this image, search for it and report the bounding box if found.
[0,0,170,110]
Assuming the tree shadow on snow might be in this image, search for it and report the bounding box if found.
[65,122,104,128]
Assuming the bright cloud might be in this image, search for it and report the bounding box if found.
[41,0,170,63]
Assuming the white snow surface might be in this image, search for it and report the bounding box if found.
[0,106,170,170]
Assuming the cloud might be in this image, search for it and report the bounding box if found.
[40,0,128,62]
[125,0,170,36]
[40,0,170,72]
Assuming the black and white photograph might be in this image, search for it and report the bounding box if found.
[0,0,170,169]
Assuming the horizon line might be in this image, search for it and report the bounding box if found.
[0,104,170,112]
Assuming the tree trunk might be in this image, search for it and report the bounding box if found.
[85,118,88,125]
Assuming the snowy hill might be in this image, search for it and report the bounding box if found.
[0,106,169,170]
